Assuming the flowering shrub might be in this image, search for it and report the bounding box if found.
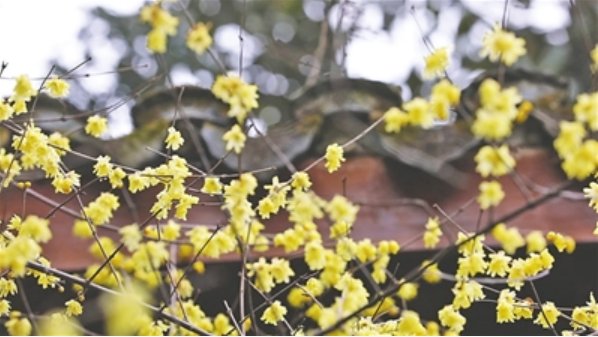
[1,1,598,336]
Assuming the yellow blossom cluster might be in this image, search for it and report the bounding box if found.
[81,192,120,225]
[495,289,533,323]
[384,79,461,133]
[472,79,522,141]
[570,293,598,331]
[248,257,295,293]
[7,75,36,116]
[211,74,260,154]
[553,92,598,180]
[94,155,127,188]
[491,223,524,255]
[121,156,199,220]
[212,74,259,123]
[140,2,179,53]
[423,216,442,248]
[6,123,74,191]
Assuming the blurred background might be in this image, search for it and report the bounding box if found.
[0,0,594,137]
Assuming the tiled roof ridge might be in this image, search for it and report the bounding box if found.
[8,70,570,184]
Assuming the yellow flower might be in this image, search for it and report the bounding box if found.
[44,76,70,98]
[404,97,433,128]
[12,99,27,114]
[270,258,295,283]
[397,310,427,335]
[0,300,10,317]
[258,196,277,219]
[10,75,37,102]
[19,215,52,243]
[108,167,127,189]
[472,110,512,140]
[474,145,515,178]
[201,176,223,195]
[305,242,326,270]
[335,237,356,261]
[128,172,150,193]
[326,195,358,226]
[5,314,32,336]
[423,216,442,248]
[119,224,142,252]
[457,252,488,278]
[378,240,400,255]
[65,299,83,317]
[554,121,586,158]
[432,79,461,105]
[573,92,598,130]
[324,143,345,173]
[481,25,526,66]
[452,281,485,310]
[165,127,184,151]
[397,282,419,301]
[424,47,450,79]
[186,22,212,55]
[82,192,120,225]
[526,230,547,253]
[383,107,410,133]
[480,79,521,117]
[48,132,71,155]
[291,171,312,191]
[213,313,235,335]
[356,239,377,263]
[487,250,511,277]
[93,155,112,178]
[222,124,246,154]
[438,305,466,333]
[561,140,598,180]
[0,100,15,121]
[212,75,259,122]
[584,181,598,212]
[289,286,310,308]
[491,223,524,255]
[430,95,451,120]
[140,3,179,54]
[261,300,287,325]
[140,3,179,34]
[516,100,534,123]
[496,289,516,323]
[162,220,181,241]
[0,278,17,298]
[533,302,560,329]
[72,219,93,239]
[477,180,505,209]
[51,170,80,194]
[425,321,440,335]
[421,261,442,284]
[546,231,576,253]
[85,115,107,138]
[456,232,485,256]
[147,28,167,54]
